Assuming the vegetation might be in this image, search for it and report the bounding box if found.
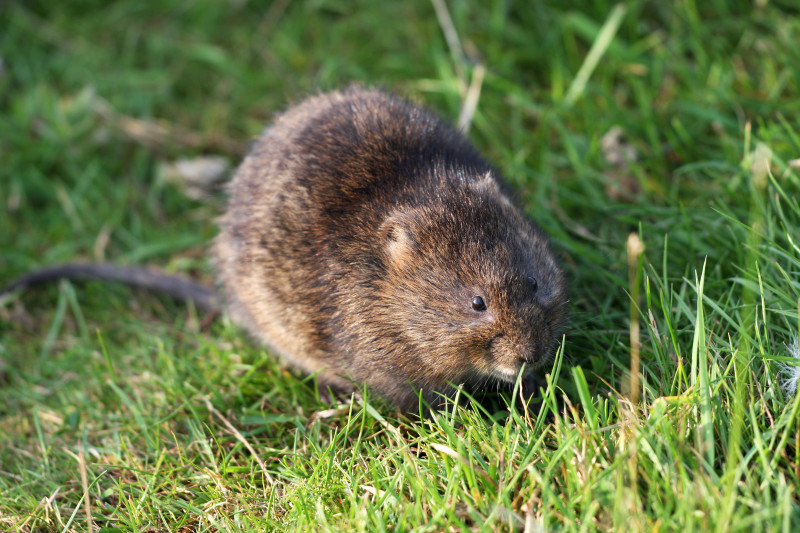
[1,0,799,530]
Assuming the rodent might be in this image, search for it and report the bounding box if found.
[3,86,567,413]
[214,86,567,411]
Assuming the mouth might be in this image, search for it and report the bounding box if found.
[487,361,534,385]
[488,366,519,383]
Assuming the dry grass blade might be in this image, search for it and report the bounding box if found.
[430,442,498,489]
[430,0,467,86]
[92,97,247,155]
[203,397,275,486]
[78,440,94,533]
[457,63,485,133]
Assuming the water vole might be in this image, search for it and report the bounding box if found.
[214,86,567,411]
[2,87,567,411]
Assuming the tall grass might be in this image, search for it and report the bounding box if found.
[1,0,799,530]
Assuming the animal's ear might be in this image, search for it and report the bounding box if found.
[469,171,500,194]
[470,171,513,208]
[379,210,417,267]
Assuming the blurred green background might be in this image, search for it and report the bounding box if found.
[1,0,800,530]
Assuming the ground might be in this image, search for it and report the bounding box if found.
[1,1,799,531]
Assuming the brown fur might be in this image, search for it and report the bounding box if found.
[214,87,567,412]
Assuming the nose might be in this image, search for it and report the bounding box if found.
[516,333,547,366]
[518,351,535,365]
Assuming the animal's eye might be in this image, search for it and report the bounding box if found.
[527,277,538,292]
[471,295,487,311]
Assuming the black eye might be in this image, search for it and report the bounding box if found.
[527,277,538,292]
[471,295,486,311]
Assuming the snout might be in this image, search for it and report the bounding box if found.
[490,335,544,369]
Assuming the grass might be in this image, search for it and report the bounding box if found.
[1,0,799,530]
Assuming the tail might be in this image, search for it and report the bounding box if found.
[1,263,220,313]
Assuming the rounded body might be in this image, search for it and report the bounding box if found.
[214,87,567,411]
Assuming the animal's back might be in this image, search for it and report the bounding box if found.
[215,88,484,369]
